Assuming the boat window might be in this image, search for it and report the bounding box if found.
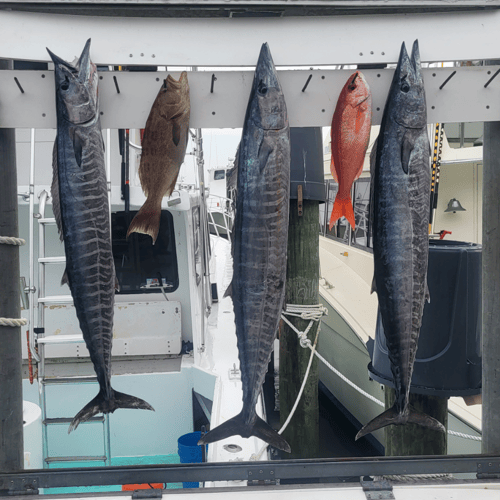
[214,169,226,180]
[350,178,372,250]
[111,210,179,294]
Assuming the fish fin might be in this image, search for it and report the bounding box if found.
[329,197,355,230]
[370,276,377,294]
[198,413,291,453]
[73,130,84,168]
[257,139,273,172]
[355,405,445,440]
[223,282,232,298]
[330,153,339,183]
[61,269,69,286]
[68,388,154,433]
[251,416,291,453]
[115,276,121,293]
[172,120,181,147]
[401,130,412,175]
[356,406,401,440]
[425,280,430,303]
[51,139,64,242]
[406,405,445,433]
[126,197,162,244]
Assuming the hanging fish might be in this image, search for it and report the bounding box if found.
[356,40,445,440]
[329,71,372,230]
[127,72,190,244]
[198,43,291,453]
[48,39,154,432]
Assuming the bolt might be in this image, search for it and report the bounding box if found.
[270,471,274,475]
[41,74,45,78]
[381,52,385,55]
[42,113,46,117]
[129,54,133,58]
[249,472,252,476]
[359,52,363,56]
[259,470,263,474]
[152,54,156,58]
[489,463,492,466]
[478,464,482,468]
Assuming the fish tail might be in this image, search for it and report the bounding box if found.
[355,404,445,441]
[328,196,356,230]
[68,389,154,433]
[197,412,291,453]
[126,197,162,244]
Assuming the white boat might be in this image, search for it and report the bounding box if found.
[318,125,483,455]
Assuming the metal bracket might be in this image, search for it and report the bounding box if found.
[132,489,162,499]
[361,479,395,500]
[477,460,500,479]
[297,185,303,217]
[0,476,40,496]
[247,467,276,486]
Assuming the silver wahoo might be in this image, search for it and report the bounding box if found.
[356,40,445,440]
[48,39,154,432]
[199,43,291,453]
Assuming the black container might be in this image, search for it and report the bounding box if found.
[289,127,325,203]
[367,239,482,396]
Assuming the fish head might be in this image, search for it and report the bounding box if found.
[341,71,371,109]
[47,39,98,125]
[389,40,427,129]
[248,43,287,131]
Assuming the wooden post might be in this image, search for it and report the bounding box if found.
[279,199,320,459]
[482,121,500,454]
[0,57,24,471]
[384,388,447,456]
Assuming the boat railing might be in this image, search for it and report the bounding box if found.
[207,194,234,239]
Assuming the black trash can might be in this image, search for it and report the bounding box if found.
[367,239,482,396]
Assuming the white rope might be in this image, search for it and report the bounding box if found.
[0,236,25,246]
[0,317,28,327]
[448,429,482,441]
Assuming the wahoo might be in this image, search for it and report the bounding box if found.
[48,39,154,432]
[198,43,291,453]
[356,40,445,440]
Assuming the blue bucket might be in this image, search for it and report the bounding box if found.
[177,431,204,488]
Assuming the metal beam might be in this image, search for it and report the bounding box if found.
[1,454,499,493]
[0,58,24,473]
[1,10,500,66]
[0,66,498,129]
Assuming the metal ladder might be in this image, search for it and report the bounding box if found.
[27,129,112,468]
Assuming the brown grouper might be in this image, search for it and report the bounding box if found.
[127,72,190,244]
[198,43,291,453]
[356,40,445,440]
[48,39,154,432]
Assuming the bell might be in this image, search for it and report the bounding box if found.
[444,198,466,213]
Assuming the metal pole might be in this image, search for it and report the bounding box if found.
[482,121,500,454]
[0,56,24,471]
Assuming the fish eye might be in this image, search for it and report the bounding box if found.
[257,80,268,96]
[401,82,410,93]
[60,77,70,91]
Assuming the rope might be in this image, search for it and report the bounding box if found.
[448,429,482,441]
[250,304,326,461]
[0,317,28,327]
[0,236,26,246]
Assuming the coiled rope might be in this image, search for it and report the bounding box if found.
[0,235,28,327]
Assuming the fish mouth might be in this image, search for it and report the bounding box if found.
[355,95,370,107]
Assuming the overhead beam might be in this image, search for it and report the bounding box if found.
[0,66,497,129]
[1,10,500,66]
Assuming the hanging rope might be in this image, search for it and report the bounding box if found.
[0,317,27,327]
[0,236,26,246]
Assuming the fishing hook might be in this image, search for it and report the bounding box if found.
[210,74,217,93]
[484,68,500,88]
[439,71,456,90]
